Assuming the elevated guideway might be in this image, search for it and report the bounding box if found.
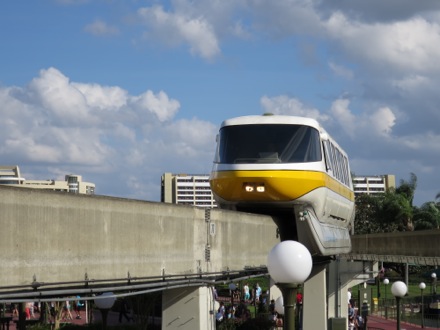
[346,230,440,266]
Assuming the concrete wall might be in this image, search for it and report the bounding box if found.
[0,186,279,288]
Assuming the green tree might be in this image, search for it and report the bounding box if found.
[396,172,417,206]
[354,173,418,234]
[380,189,414,231]
[413,201,440,230]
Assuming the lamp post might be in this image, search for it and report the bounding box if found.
[94,292,116,330]
[391,281,408,330]
[383,278,389,319]
[432,273,437,297]
[267,240,312,330]
[419,282,426,328]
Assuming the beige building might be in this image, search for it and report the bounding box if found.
[161,173,217,208]
[0,165,95,194]
[353,174,395,196]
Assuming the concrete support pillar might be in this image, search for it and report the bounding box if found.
[405,263,409,287]
[303,265,327,330]
[162,286,215,330]
[327,259,344,320]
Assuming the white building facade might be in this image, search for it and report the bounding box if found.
[0,166,95,194]
[352,174,395,196]
[161,173,217,208]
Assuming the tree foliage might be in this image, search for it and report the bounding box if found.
[354,173,440,234]
[413,202,440,230]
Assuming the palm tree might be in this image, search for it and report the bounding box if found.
[436,192,440,205]
[354,173,418,233]
[396,172,417,206]
[413,202,440,230]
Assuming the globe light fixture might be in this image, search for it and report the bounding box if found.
[94,292,116,330]
[267,240,313,330]
[419,282,426,328]
[391,281,408,330]
[383,278,389,319]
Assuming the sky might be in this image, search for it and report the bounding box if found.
[1,0,440,206]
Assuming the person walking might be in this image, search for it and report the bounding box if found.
[243,283,250,302]
[118,298,131,323]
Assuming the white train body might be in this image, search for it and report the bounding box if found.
[209,115,355,256]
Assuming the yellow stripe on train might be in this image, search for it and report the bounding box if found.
[210,170,354,202]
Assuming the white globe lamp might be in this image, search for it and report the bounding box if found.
[391,281,407,330]
[383,278,390,319]
[94,292,116,330]
[419,282,426,328]
[267,240,312,330]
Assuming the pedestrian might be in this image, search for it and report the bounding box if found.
[255,283,262,302]
[12,304,18,317]
[118,298,131,323]
[25,302,31,320]
[243,283,250,302]
[62,300,73,321]
[74,296,84,319]
[216,302,225,323]
[361,301,369,329]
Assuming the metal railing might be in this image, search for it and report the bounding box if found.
[374,295,440,328]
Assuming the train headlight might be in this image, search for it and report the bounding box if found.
[243,183,265,193]
[256,185,265,192]
[245,185,254,192]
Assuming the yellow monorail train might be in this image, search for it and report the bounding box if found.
[209,115,355,256]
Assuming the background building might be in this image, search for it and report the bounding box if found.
[352,174,396,196]
[0,165,95,194]
[161,173,217,208]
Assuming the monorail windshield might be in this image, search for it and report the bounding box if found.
[216,124,322,164]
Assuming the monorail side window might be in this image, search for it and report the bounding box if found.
[217,124,322,164]
[342,156,349,185]
[329,143,340,181]
[323,140,333,173]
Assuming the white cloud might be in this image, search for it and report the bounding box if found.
[249,0,322,37]
[329,99,356,137]
[73,83,128,111]
[260,95,330,123]
[328,99,396,139]
[28,68,96,126]
[328,61,353,80]
[84,20,120,37]
[369,107,396,136]
[0,68,217,200]
[130,90,180,122]
[137,5,220,60]
[391,75,432,94]
[324,14,440,75]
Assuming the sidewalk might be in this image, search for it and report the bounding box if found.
[2,309,426,329]
[367,315,422,330]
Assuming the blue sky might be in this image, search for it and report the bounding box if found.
[1,0,440,206]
